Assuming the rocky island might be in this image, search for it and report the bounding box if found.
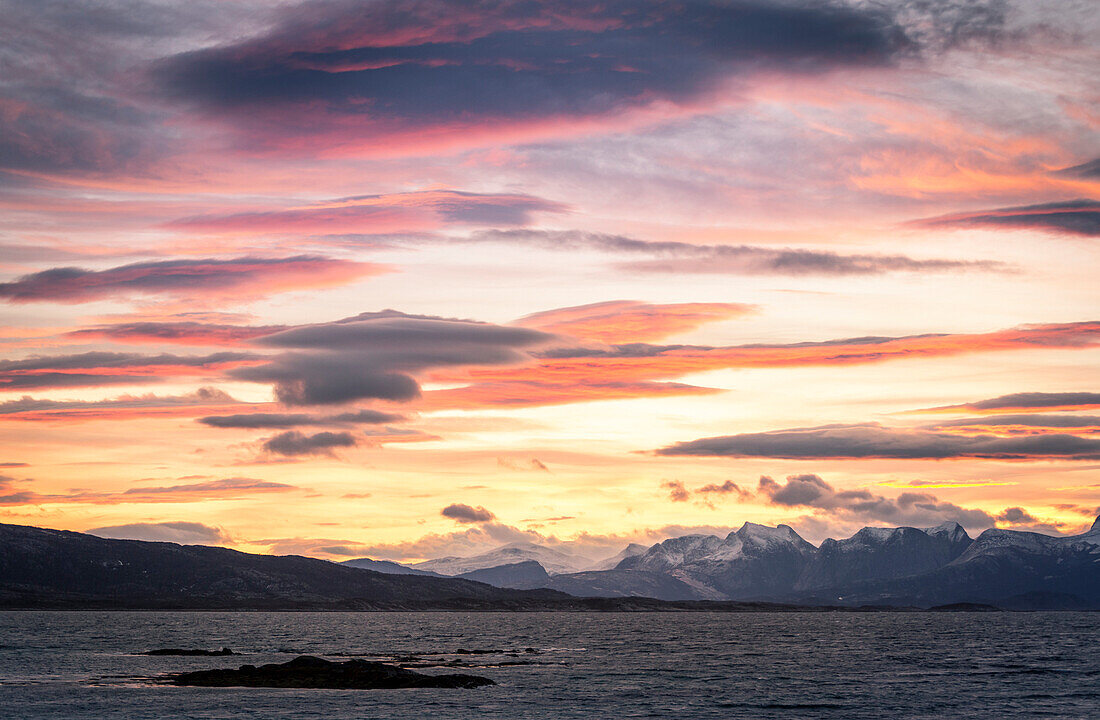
[169,656,496,690]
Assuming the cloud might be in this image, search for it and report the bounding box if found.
[0,351,257,391]
[261,430,357,457]
[67,321,288,346]
[662,480,690,502]
[468,229,1005,276]
[0,387,236,422]
[0,475,297,507]
[431,320,1100,409]
[992,506,1069,535]
[920,391,1100,413]
[169,190,565,235]
[0,0,251,176]
[231,313,553,405]
[199,408,403,429]
[913,199,1100,237]
[517,300,754,343]
[87,521,228,544]
[924,414,1100,435]
[121,476,297,498]
[996,507,1036,524]
[657,422,1100,461]
[155,0,908,153]
[1054,158,1100,179]
[441,503,496,524]
[0,256,379,304]
[756,473,995,528]
[696,480,752,499]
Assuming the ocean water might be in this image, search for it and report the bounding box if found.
[0,611,1097,719]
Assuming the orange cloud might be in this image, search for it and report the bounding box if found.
[0,476,300,507]
[517,300,754,344]
[427,320,1100,408]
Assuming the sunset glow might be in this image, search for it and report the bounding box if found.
[2,0,1098,561]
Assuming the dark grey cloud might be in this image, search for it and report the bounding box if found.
[261,430,357,457]
[657,423,1100,460]
[996,507,1036,524]
[232,315,552,405]
[0,388,234,417]
[0,0,270,174]
[67,321,288,345]
[155,0,908,146]
[927,391,1100,412]
[330,409,407,424]
[926,414,1100,430]
[914,199,1100,237]
[201,413,324,429]
[0,373,160,390]
[0,351,255,390]
[1055,158,1100,179]
[199,408,404,429]
[467,229,1004,276]
[441,503,496,524]
[756,473,995,528]
[0,351,253,373]
[0,256,366,303]
[86,521,228,544]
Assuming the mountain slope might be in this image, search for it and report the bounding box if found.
[544,569,716,601]
[456,560,550,589]
[0,523,564,609]
[795,523,971,592]
[413,542,595,575]
[585,543,650,571]
[821,524,1100,608]
[339,557,443,576]
[618,523,816,600]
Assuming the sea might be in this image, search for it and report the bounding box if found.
[1,611,1097,719]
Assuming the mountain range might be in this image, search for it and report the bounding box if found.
[344,517,1100,609]
[0,522,560,610]
[4,518,1097,610]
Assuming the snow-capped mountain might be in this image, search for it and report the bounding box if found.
[412,541,597,576]
[352,516,1100,609]
[494,517,1100,608]
[617,522,816,599]
[794,523,971,592]
[824,521,1100,608]
[585,543,650,571]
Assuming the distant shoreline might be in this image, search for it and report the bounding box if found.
[2,601,1067,613]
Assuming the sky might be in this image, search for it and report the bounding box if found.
[1,0,1098,561]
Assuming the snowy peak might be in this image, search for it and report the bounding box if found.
[728,522,814,553]
[617,534,724,572]
[921,521,971,545]
[953,527,1065,563]
[1092,515,1100,533]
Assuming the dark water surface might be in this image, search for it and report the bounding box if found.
[1,611,1097,719]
